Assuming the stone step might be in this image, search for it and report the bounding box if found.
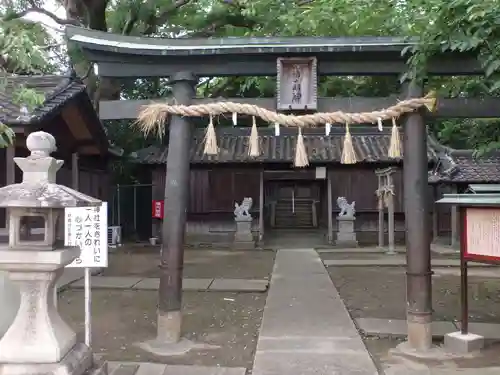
[275,216,312,221]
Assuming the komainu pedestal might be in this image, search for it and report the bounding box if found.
[234,217,255,250]
[233,198,255,250]
[335,197,358,247]
[0,131,106,375]
[336,217,358,247]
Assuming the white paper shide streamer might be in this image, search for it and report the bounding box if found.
[274,122,280,136]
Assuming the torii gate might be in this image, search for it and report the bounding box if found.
[65,25,487,353]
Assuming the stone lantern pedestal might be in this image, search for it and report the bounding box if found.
[0,131,106,375]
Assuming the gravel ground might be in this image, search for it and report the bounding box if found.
[328,266,500,323]
[103,248,276,280]
[327,264,500,373]
[59,289,266,371]
[363,336,500,373]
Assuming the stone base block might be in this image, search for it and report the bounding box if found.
[334,240,358,248]
[444,331,484,354]
[0,343,93,375]
[232,241,255,250]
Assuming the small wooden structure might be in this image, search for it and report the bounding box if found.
[375,167,397,253]
[429,149,500,248]
[0,74,119,231]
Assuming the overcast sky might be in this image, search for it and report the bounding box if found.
[22,1,66,39]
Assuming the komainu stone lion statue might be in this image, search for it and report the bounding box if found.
[234,197,253,219]
[337,197,356,218]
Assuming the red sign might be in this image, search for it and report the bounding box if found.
[152,200,164,219]
[463,207,500,263]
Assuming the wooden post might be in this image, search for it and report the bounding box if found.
[158,72,196,344]
[5,145,15,231]
[259,169,264,242]
[71,152,79,190]
[387,173,395,254]
[327,171,333,243]
[377,174,384,248]
[6,145,15,185]
[403,80,432,351]
[450,185,459,248]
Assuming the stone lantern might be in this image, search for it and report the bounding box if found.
[0,131,104,375]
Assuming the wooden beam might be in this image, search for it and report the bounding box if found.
[327,171,333,244]
[71,153,79,190]
[60,104,93,139]
[100,96,500,121]
[78,145,101,155]
[75,139,97,149]
[95,56,481,78]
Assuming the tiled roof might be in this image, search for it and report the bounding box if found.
[429,150,500,184]
[135,126,438,165]
[0,74,87,126]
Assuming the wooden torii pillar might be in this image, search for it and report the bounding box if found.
[375,167,397,254]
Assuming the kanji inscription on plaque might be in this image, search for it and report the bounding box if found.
[465,207,500,260]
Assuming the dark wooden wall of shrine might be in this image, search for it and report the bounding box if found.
[151,164,455,244]
[151,165,402,215]
[152,168,261,221]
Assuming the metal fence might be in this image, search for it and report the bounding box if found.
[108,184,154,241]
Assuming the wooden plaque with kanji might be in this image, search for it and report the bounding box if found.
[277,57,317,111]
[464,207,500,261]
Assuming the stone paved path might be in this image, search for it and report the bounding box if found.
[251,248,378,375]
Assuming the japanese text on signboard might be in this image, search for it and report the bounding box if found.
[65,203,108,268]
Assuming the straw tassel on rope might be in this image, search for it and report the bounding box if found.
[248,116,260,157]
[294,127,309,167]
[341,123,357,164]
[388,117,402,159]
[203,114,218,155]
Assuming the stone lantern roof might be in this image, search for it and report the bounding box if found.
[0,131,101,208]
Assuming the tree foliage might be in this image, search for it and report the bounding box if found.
[3,0,500,160]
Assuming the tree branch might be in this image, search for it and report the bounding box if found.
[122,11,139,35]
[4,7,81,26]
[143,0,191,35]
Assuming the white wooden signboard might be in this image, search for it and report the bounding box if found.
[465,207,500,259]
[65,202,108,268]
[64,202,108,348]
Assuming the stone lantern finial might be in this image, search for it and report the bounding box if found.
[26,131,57,158]
[15,131,63,185]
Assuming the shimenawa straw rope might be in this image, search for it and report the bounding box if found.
[135,92,436,167]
